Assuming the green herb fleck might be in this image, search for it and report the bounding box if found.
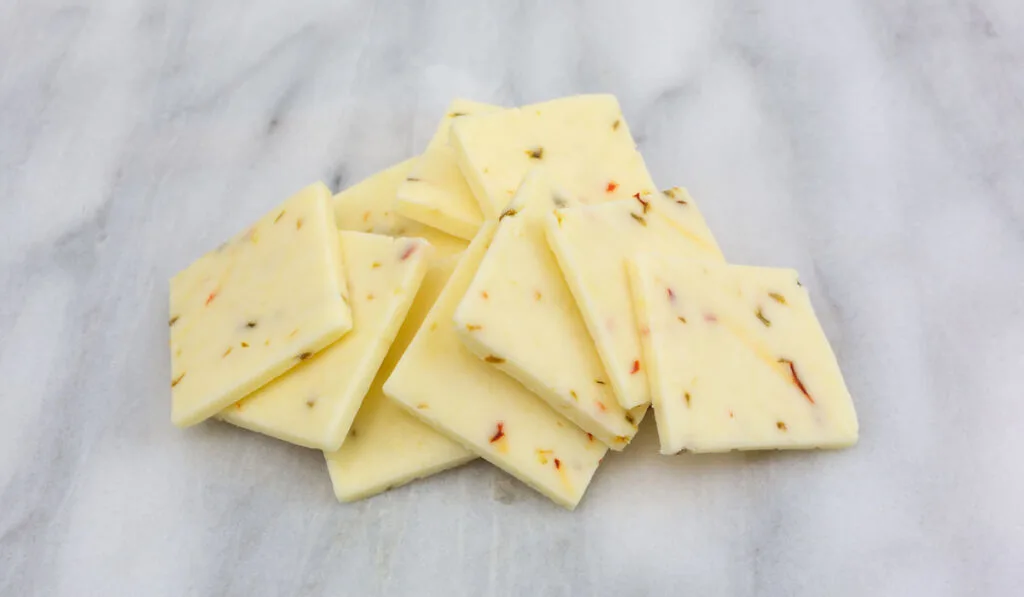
[630,212,647,227]
[485,355,505,364]
[769,292,787,305]
[756,309,771,327]
[526,147,544,160]
[298,352,313,361]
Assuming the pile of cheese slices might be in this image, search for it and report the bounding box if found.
[168,95,858,510]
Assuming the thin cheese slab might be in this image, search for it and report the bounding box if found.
[384,223,608,510]
[169,183,351,427]
[325,253,475,502]
[219,232,430,451]
[453,170,644,449]
[545,188,724,410]
[628,256,859,454]
[333,159,469,259]
[395,99,502,240]
[450,94,656,219]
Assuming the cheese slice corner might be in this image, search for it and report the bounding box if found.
[450,94,656,220]
[333,159,469,259]
[169,182,351,427]
[395,99,502,240]
[384,221,608,510]
[219,232,431,451]
[453,169,644,449]
[627,256,858,454]
[544,188,724,410]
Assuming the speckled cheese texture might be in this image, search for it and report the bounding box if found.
[450,94,656,219]
[544,188,724,409]
[627,256,859,454]
[219,232,430,451]
[333,159,469,259]
[384,222,608,510]
[395,99,502,240]
[453,170,644,449]
[169,182,352,427]
[325,253,475,502]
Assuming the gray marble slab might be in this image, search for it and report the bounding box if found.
[2,0,1023,595]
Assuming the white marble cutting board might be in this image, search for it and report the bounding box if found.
[2,1,1023,595]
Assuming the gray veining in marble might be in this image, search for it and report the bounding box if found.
[2,1,1023,595]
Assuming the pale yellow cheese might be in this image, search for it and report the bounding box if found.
[325,253,475,502]
[627,256,858,454]
[219,232,430,451]
[545,188,724,409]
[333,159,468,259]
[384,223,608,510]
[395,99,502,239]
[450,94,656,219]
[453,170,644,449]
[169,183,351,427]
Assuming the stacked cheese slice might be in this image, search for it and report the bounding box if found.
[169,94,858,510]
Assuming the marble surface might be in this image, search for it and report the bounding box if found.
[2,0,1023,595]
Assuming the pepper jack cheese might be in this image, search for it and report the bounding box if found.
[333,159,468,259]
[325,253,475,502]
[169,183,352,427]
[627,256,859,454]
[395,99,502,240]
[219,232,430,451]
[450,94,656,219]
[454,170,644,449]
[545,188,723,409]
[385,223,608,510]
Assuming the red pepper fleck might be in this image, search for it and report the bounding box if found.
[490,422,505,443]
[634,193,650,213]
[553,458,562,470]
[362,211,371,222]
[704,313,718,323]
[606,181,619,193]
[779,359,815,404]
[400,243,417,261]
[205,291,218,306]
[666,287,676,301]
[595,400,607,413]
[729,409,735,418]
[481,290,489,299]
[586,433,594,442]
[630,360,641,374]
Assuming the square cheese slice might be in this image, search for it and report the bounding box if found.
[169,182,351,427]
[325,253,475,502]
[395,99,502,240]
[453,170,645,449]
[384,222,608,510]
[627,256,859,454]
[219,232,430,451]
[450,94,656,219]
[333,159,469,259]
[545,188,724,410]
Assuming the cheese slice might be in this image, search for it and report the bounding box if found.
[627,256,859,454]
[219,232,430,451]
[169,183,351,427]
[333,159,469,259]
[453,170,644,449]
[395,99,502,239]
[384,223,608,510]
[544,188,723,409]
[450,94,656,219]
[325,253,475,502]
